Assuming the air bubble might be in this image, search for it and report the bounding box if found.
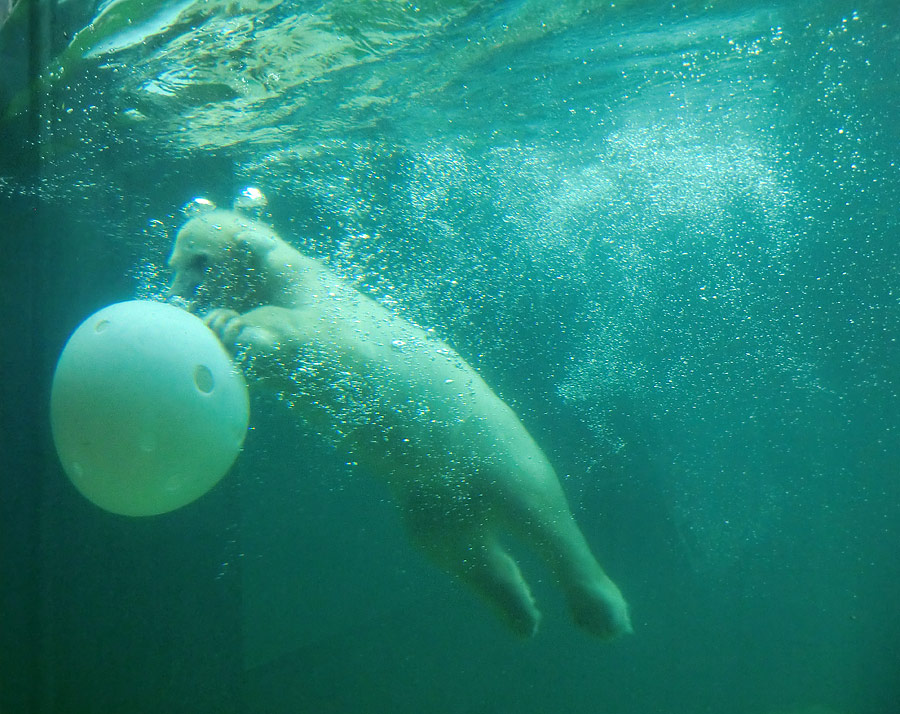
[235,186,267,209]
[183,197,217,216]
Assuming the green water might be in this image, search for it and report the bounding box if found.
[1,1,897,713]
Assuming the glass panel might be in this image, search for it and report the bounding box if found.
[2,2,898,714]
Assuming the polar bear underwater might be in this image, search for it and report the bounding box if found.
[166,204,632,639]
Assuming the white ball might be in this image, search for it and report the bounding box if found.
[50,300,250,516]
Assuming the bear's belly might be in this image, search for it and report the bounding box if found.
[245,308,542,488]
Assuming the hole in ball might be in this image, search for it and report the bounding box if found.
[194,364,215,393]
[94,319,111,333]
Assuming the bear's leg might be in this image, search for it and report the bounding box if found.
[403,508,541,637]
[500,484,632,639]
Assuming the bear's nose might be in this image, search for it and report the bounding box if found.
[165,275,198,312]
[166,269,195,297]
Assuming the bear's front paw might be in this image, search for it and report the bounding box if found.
[203,309,243,348]
[204,308,282,356]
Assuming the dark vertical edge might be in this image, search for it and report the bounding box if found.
[0,1,52,712]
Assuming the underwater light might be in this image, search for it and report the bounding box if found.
[50,300,249,516]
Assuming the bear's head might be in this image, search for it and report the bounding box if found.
[167,209,279,314]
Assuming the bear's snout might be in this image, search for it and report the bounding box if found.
[166,271,197,301]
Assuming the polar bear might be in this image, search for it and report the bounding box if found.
[166,207,632,639]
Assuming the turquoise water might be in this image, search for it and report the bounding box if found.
[1,1,898,713]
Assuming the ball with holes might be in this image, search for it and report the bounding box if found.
[50,300,249,516]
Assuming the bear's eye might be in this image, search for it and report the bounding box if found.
[191,254,210,271]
